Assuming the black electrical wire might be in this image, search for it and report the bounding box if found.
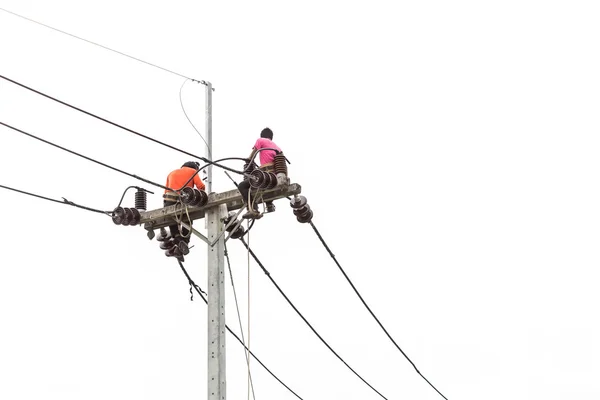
[239,238,390,400]
[178,157,249,192]
[309,222,449,400]
[0,121,173,192]
[176,260,304,400]
[0,7,207,84]
[0,75,238,173]
[0,183,111,215]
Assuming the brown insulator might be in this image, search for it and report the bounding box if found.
[230,225,246,239]
[156,227,170,242]
[160,238,176,250]
[250,170,266,188]
[259,170,271,189]
[294,204,311,217]
[134,189,147,210]
[122,208,134,226]
[297,209,313,223]
[130,208,141,225]
[274,153,288,176]
[267,172,278,189]
[112,207,125,225]
[290,195,307,209]
[180,187,195,205]
[195,189,209,207]
[165,246,178,257]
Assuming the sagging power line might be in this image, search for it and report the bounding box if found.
[0,75,234,173]
[0,121,171,192]
[309,221,449,400]
[1,60,454,397]
[239,238,390,400]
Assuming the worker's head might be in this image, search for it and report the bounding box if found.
[260,127,273,140]
[182,161,200,170]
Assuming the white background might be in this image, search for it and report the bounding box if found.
[1,1,599,399]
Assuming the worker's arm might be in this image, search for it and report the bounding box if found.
[194,174,206,191]
[247,147,258,163]
[244,147,259,172]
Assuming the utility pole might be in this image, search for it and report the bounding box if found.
[138,183,303,400]
[205,80,222,400]
[206,203,227,400]
[115,81,308,400]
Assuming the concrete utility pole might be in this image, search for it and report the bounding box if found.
[204,81,221,400]
[138,183,302,400]
[206,203,227,400]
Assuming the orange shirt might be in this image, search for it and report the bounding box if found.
[165,166,205,193]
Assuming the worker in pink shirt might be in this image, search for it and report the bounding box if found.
[238,127,282,219]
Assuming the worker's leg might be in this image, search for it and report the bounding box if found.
[237,180,254,210]
[163,199,179,239]
[261,165,278,213]
[238,180,263,219]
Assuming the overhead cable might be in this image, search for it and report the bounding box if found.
[239,238,390,400]
[0,183,111,215]
[0,121,171,192]
[309,222,449,400]
[0,7,208,84]
[0,75,236,173]
[176,260,304,400]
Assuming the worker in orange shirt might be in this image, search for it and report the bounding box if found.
[158,161,205,261]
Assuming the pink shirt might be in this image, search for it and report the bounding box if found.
[254,138,281,166]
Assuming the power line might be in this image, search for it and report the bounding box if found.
[0,7,207,84]
[0,74,237,174]
[0,121,171,192]
[176,260,305,400]
[239,238,390,400]
[0,183,111,215]
[308,221,449,400]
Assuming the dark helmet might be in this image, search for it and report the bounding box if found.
[182,161,200,170]
[260,127,273,140]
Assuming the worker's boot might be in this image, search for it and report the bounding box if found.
[265,201,276,213]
